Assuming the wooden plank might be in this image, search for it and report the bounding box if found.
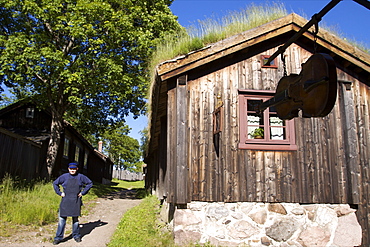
[202,75,211,201]
[189,83,199,201]
[198,78,207,201]
[214,70,223,202]
[265,152,276,202]
[341,80,361,203]
[255,151,264,201]
[159,116,168,199]
[247,151,257,201]
[166,88,176,203]
[333,78,349,203]
[175,75,188,204]
[326,103,339,203]
[275,151,283,201]
[229,63,240,201]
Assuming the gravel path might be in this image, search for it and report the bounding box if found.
[0,189,142,247]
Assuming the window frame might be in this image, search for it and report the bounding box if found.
[261,55,278,68]
[25,107,35,118]
[74,144,81,163]
[238,89,297,151]
[63,137,70,157]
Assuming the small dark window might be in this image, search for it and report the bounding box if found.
[26,107,35,118]
[63,138,70,157]
[261,55,278,68]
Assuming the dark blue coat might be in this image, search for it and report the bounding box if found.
[53,173,93,217]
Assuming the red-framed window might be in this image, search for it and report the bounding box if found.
[239,90,297,150]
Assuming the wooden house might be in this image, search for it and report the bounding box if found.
[0,100,113,182]
[145,14,370,245]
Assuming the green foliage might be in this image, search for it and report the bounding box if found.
[108,195,174,247]
[0,0,183,165]
[250,128,264,138]
[87,124,143,172]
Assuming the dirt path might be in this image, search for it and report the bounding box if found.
[0,189,142,247]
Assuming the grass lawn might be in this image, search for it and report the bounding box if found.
[108,195,174,247]
[0,176,143,237]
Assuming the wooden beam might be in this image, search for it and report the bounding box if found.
[168,75,189,204]
[156,13,370,82]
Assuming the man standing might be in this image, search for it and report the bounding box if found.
[52,163,93,245]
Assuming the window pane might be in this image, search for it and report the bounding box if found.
[247,99,262,112]
[269,105,277,113]
[63,138,69,157]
[84,153,88,169]
[270,127,286,140]
[269,116,284,126]
[269,114,286,140]
[75,146,80,162]
[247,113,263,126]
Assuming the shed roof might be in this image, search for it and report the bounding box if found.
[155,13,370,83]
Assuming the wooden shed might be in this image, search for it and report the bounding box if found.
[145,13,370,245]
[0,100,113,182]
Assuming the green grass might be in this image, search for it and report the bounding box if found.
[0,175,59,226]
[149,2,287,74]
[108,195,174,247]
[0,175,144,237]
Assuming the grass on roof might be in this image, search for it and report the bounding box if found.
[149,1,369,78]
[150,2,288,72]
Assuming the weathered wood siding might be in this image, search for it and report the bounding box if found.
[182,45,367,205]
[0,127,46,180]
[168,44,369,243]
[146,14,370,245]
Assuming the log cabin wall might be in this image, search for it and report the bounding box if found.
[182,44,369,205]
[145,14,370,244]
[162,44,370,243]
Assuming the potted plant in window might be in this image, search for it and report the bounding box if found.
[251,128,264,139]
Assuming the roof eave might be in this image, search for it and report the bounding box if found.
[155,13,370,81]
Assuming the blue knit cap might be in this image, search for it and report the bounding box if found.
[68,163,78,169]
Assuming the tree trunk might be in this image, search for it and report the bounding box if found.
[46,111,64,179]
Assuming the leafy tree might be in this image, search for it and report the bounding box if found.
[94,125,143,172]
[0,0,182,178]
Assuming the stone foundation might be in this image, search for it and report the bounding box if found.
[172,202,361,246]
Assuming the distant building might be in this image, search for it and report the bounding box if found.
[0,99,113,183]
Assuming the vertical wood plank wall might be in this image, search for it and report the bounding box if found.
[0,128,42,180]
[147,44,370,243]
[171,45,370,242]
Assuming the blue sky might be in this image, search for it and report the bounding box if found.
[171,0,370,45]
[127,0,370,142]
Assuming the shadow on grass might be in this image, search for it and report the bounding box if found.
[91,181,148,200]
[90,182,122,198]
[101,188,149,200]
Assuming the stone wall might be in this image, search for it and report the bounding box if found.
[172,202,361,246]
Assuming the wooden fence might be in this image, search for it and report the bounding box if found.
[112,169,143,181]
[0,127,45,180]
